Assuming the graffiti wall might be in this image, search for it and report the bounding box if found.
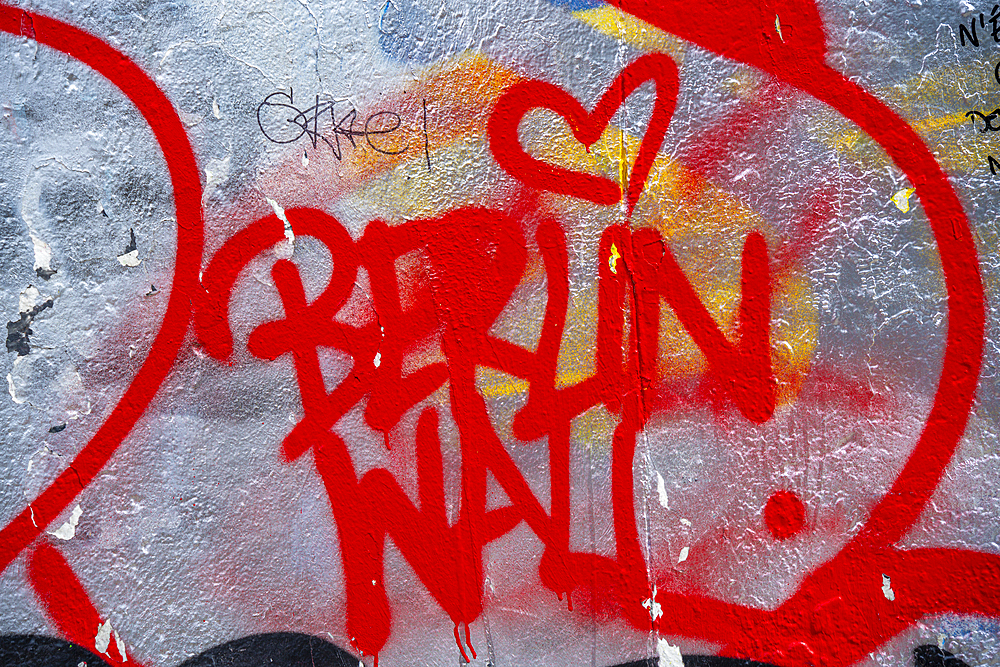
[1,1,998,666]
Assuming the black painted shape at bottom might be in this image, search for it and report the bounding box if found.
[0,635,112,667]
[609,656,777,667]
[913,644,972,667]
[0,634,782,667]
[176,633,359,667]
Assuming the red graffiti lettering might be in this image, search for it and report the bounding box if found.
[0,3,995,667]
[195,201,776,659]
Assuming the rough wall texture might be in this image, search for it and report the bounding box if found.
[0,2,997,667]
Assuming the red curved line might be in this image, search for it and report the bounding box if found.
[704,65,987,665]
[28,541,148,667]
[788,65,985,550]
[0,6,203,573]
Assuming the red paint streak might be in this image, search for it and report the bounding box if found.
[0,0,203,599]
[488,53,679,215]
[609,0,830,82]
[764,490,806,540]
[27,542,145,667]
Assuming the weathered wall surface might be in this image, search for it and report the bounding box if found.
[0,1,997,666]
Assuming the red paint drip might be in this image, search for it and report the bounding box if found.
[464,623,477,660]
[454,625,470,663]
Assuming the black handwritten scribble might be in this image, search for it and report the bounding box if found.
[965,109,1000,133]
[958,5,1000,47]
[964,109,1000,175]
[256,89,410,160]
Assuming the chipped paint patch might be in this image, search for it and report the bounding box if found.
[8,292,54,355]
[642,585,663,621]
[48,504,82,540]
[94,619,128,662]
[117,250,140,267]
[113,627,128,662]
[30,234,54,279]
[7,371,23,404]
[117,229,141,267]
[881,574,895,601]
[266,197,295,258]
[890,188,916,213]
[18,286,41,314]
[95,619,112,655]
[656,638,683,667]
[656,472,669,509]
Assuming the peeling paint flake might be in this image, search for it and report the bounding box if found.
[7,372,23,404]
[267,196,295,258]
[656,638,683,667]
[7,290,54,356]
[113,628,128,662]
[890,187,916,212]
[29,233,55,280]
[642,586,663,621]
[94,620,112,656]
[655,471,669,509]
[881,574,895,602]
[48,504,82,540]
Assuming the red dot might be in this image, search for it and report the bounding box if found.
[764,490,806,540]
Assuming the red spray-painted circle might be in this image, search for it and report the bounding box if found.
[765,490,806,540]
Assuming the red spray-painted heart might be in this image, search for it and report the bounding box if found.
[488,53,678,215]
[0,6,204,572]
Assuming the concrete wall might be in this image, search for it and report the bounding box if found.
[0,2,997,666]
